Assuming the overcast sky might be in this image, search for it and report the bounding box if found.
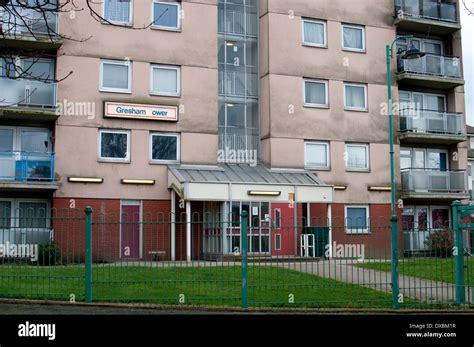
[462,7,474,125]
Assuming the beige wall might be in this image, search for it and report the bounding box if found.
[55,0,218,199]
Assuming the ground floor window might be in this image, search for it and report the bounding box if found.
[0,199,51,245]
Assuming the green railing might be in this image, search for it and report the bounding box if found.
[0,207,472,309]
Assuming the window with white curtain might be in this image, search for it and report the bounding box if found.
[305,142,330,169]
[344,83,367,111]
[100,60,131,93]
[304,80,328,107]
[345,143,369,171]
[342,24,365,51]
[103,0,133,24]
[150,65,180,96]
[302,19,326,47]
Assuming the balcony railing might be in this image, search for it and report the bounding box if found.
[0,78,57,109]
[0,151,55,182]
[1,2,59,38]
[400,109,464,135]
[395,0,458,23]
[401,168,467,194]
[219,69,258,98]
[218,134,259,164]
[398,53,462,78]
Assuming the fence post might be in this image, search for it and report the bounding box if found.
[84,206,93,303]
[451,200,465,305]
[241,210,248,309]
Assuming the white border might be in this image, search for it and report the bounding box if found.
[98,129,131,163]
[303,79,329,108]
[343,83,368,112]
[341,24,366,52]
[149,132,180,164]
[150,64,181,97]
[99,59,132,94]
[302,19,327,48]
[119,199,143,259]
[304,141,330,169]
[151,1,181,31]
[345,205,370,234]
[345,143,370,171]
[101,0,134,26]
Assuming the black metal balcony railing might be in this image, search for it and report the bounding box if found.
[401,168,467,194]
[398,53,462,78]
[0,151,55,182]
[395,0,458,23]
[400,109,464,135]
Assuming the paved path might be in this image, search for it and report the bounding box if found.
[271,260,473,304]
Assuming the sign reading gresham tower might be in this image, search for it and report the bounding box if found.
[104,102,178,121]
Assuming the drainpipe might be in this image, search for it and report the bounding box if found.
[171,189,176,261]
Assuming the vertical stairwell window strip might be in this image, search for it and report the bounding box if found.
[152,1,181,30]
[103,0,133,25]
[304,80,328,107]
[302,19,327,47]
[342,24,365,52]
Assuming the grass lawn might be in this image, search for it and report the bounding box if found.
[357,257,473,285]
[0,264,400,308]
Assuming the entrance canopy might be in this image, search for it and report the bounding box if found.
[168,164,333,203]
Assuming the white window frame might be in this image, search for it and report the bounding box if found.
[101,0,133,26]
[150,64,181,97]
[304,141,330,170]
[149,132,180,164]
[345,205,370,234]
[0,198,51,229]
[470,136,474,150]
[274,208,281,230]
[303,79,329,108]
[99,59,132,94]
[342,24,366,52]
[302,19,327,48]
[151,1,181,31]
[344,83,368,112]
[274,234,282,251]
[345,143,370,171]
[98,129,131,163]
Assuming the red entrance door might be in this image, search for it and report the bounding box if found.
[121,203,141,259]
[270,203,296,256]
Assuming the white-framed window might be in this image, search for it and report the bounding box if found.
[98,129,131,163]
[345,143,369,171]
[103,0,133,25]
[342,24,365,52]
[302,19,327,48]
[304,79,328,107]
[345,205,369,234]
[305,141,330,169]
[152,1,181,31]
[0,198,51,232]
[149,133,180,163]
[100,59,132,93]
[470,136,474,150]
[274,234,282,251]
[344,83,368,111]
[150,65,181,96]
[274,209,281,229]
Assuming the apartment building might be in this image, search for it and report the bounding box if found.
[0,0,468,260]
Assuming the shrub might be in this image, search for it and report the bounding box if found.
[35,242,59,266]
[425,229,454,258]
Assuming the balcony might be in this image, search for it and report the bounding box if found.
[397,53,464,89]
[0,77,58,120]
[399,109,465,144]
[219,68,259,98]
[0,151,58,191]
[0,2,61,50]
[394,0,461,35]
[400,168,468,200]
[218,134,259,164]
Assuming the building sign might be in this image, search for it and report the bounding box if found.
[104,102,178,122]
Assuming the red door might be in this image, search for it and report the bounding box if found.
[121,204,141,259]
[271,203,296,256]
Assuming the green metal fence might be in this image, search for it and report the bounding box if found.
[0,206,472,309]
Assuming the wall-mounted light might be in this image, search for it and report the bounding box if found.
[368,186,392,192]
[121,179,155,185]
[333,185,347,190]
[225,41,235,46]
[247,190,281,197]
[68,177,103,183]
